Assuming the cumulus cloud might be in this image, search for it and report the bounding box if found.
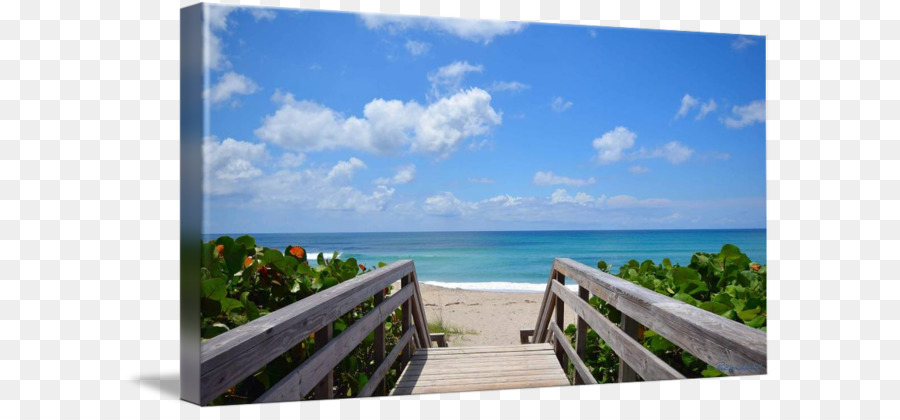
[488,81,530,93]
[424,192,473,216]
[550,189,604,206]
[640,141,695,164]
[674,94,698,120]
[731,36,757,50]
[696,98,717,120]
[204,5,277,71]
[593,126,637,164]
[629,165,649,174]
[254,88,501,159]
[551,96,573,112]
[248,8,277,21]
[278,152,306,168]
[203,136,267,196]
[428,61,483,97]
[468,177,497,184]
[205,71,260,105]
[255,158,395,212]
[375,164,416,185]
[204,4,232,71]
[606,195,671,209]
[723,100,765,128]
[533,171,596,187]
[361,14,525,44]
[405,39,431,56]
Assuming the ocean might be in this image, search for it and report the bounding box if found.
[202,230,765,292]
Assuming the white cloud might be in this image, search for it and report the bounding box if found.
[696,98,717,120]
[203,136,267,196]
[592,126,636,164]
[551,96,573,112]
[255,158,395,213]
[278,152,306,168]
[629,165,649,174]
[467,139,492,151]
[488,81,530,93]
[468,177,496,184]
[483,194,523,207]
[248,8,277,21]
[606,195,671,209]
[723,100,765,128]
[405,39,431,56]
[424,192,473,216]
[731,36,757,50]
[205,71,260,105]
[550,189,605,206]
[254,88,501,159]
[428,61,483,97]
[674,94,698,120]
[317,185,395,212]
[361,14,525,44]
[326,157,366,183]
[640,141,695,164]
[203,5,277,71]
[204,5,232,71]
[533,171,596,187]
[375,164,416,185]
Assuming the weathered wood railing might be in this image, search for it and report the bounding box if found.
[523,258,766,384]
[199,260,439,404]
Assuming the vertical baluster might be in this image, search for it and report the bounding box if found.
[574,285,589,384]
[373,288,386,396]
[400,275,411,369]
[618,314,641,382]
[313,323,333,399]
[553,272,567,370]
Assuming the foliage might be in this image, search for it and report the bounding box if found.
[565,244,766,381]
[426,314,478,338]
[201,235,401,404]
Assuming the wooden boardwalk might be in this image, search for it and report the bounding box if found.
[390,343,570,396]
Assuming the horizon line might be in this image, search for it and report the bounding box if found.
[203,227,767,236]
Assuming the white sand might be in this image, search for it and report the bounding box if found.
[394,282,576,347]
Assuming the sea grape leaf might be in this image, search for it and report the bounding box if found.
[202,278,227,301]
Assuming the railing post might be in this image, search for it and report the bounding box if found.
[553,271,567,371]
[400,275,411,369]
[618,314,641,382]
[574,286,589,384]
[373,288,386,396]
[313,323,333,398]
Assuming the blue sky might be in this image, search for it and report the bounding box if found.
[201,5,766,234]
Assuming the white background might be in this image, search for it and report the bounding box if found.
[2,0,898,419]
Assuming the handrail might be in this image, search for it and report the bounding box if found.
[199,259,432,404]
[529,258,766,384]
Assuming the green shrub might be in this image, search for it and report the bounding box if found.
[201,235,402,404]
[565,244,766,381]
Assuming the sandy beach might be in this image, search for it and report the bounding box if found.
[399,282,577,347]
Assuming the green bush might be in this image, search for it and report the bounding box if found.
[564,244,766,382]
[201,235,402,404]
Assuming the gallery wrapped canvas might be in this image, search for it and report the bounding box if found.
[181,3,766,405]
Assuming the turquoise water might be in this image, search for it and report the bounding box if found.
[203,230,765,291]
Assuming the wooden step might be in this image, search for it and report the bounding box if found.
[390,344,570,396]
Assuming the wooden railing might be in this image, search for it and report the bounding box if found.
[199,260,438,404]
[524,258,766,384]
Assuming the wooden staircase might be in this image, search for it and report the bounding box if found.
[199,258,766,404]
[390,343,569,395]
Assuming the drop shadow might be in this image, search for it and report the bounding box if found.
[132,373,181,400]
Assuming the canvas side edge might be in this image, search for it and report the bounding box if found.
[179,2,204,406]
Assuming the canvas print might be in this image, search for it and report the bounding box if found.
[180,3,766,405]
